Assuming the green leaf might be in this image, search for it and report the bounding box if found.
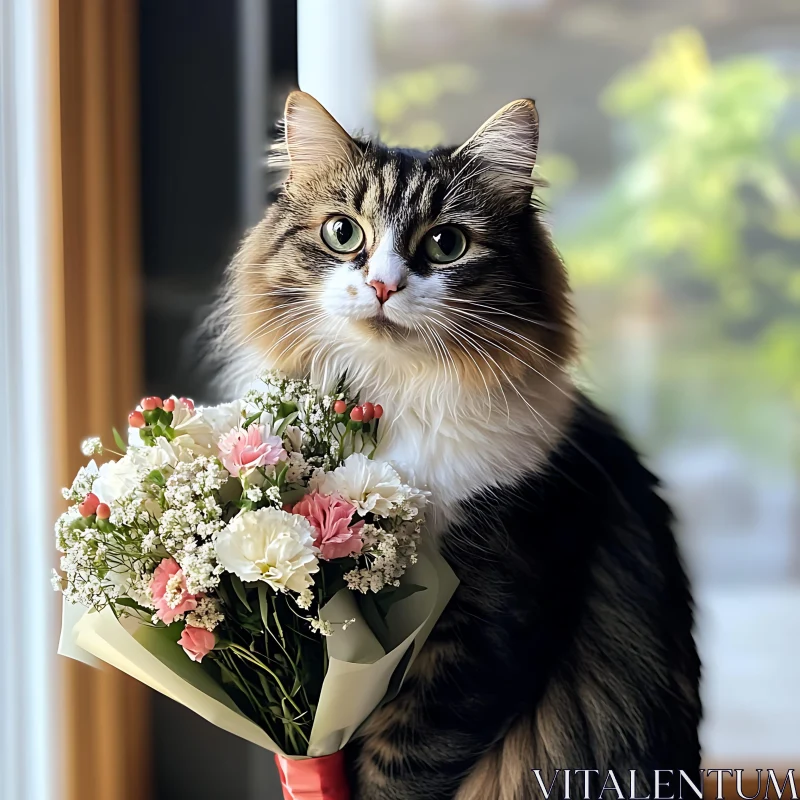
[114,597,145,611]
[279,487,307,505]
[240,618,265,636]
[243,411,262,429]
[218,662,247,693]
[275,411,299,438]
[215,581,233,609]
[278,401,297,418]
[112,427,128,453]
[274,462,289,488]
[230,574,252,611]
[147,469,165,486]
[257,671,277,704]
[357,592,392,651]
[375,583,426,617]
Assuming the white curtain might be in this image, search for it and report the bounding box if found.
[0,0,57,797]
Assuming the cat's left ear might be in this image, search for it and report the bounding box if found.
[283,91,359,174]
[453,99,539,195]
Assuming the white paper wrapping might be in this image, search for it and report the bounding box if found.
[59,540,458,758]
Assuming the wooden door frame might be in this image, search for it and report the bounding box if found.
[55,2,150,798]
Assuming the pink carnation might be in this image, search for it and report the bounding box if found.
[179,625,215,662]
[293,492,364,561]
[150,557,199,624]
[218,425,287,478]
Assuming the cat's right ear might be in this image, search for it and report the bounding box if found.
[283,91,359,175]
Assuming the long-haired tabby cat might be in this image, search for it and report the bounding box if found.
[217,91,701,800]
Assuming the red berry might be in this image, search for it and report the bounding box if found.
[373,404,384,419]
[333,400,347,415]
[141,396,163,411]
[349,406,363,422]
[95,503,111,520]
[362,402,375,422]
[128,410,146,428]
[163,397,175,412]
[78,492,100,518]
[179,397,195,411]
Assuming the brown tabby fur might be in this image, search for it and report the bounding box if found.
[215,92,701,800]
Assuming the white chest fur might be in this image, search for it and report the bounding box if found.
[308,334,574,534]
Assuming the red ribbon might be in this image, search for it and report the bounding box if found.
[275,751,351,800]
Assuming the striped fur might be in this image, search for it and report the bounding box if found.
[349,400,701,800]
[215,93,701,799]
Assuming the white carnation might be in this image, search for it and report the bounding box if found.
[214,508,319,593]
[129,436,193,470]
[166,403,210,450]
[92,456,142,506]
[193,400,243,439]
[311,453,414,518]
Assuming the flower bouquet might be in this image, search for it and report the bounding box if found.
[56,373,458,799]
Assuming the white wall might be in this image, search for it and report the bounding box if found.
[297,0,376,134]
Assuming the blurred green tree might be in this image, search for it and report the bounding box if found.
[375,63,478,150]
[560,28,800,411]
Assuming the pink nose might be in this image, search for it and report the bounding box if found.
[368,279,399,305]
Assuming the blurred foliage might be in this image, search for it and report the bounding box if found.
[375,63,478,149]
[535,153,578,202]
[373,34,800,434]
[561,28,800,409]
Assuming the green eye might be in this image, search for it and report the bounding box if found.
[423,225,468,264]
[321,216,365,254]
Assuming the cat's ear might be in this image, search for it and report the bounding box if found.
[283,91,359,173]
[453,99,539,195]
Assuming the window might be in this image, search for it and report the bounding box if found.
[367,0,800,761]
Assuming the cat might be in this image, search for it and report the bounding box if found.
[215,91,701,800]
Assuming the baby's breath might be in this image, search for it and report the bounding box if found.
[186,597,224,631]
[55,369,430,756]
[308,618,333,636]
[80,436,104,456]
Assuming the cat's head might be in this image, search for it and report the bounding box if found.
[222,91,576,398]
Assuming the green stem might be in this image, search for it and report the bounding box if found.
[228,644,306,722]
[273,594,315,712]
[263,621,312,717]
[220,651,280,743]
